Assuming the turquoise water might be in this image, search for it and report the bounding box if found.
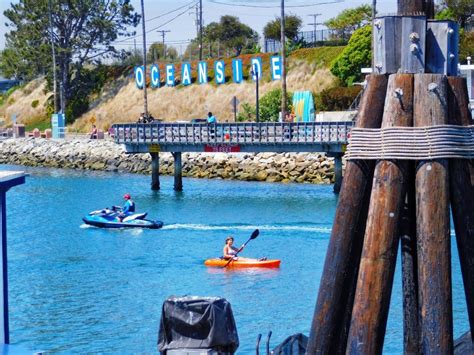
[1,165,469,353]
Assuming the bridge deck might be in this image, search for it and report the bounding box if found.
[113,122,352,154]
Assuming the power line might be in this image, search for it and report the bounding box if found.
[146,1,197,22]
[111,5,195,45]
[207,0,344,8]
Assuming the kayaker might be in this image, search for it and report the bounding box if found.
[223,236,244,260]
[118,193,135,222]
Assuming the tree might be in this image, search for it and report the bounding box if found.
[330,25,372,86]
[147,43,178,62]
[263,15,302,41]
[436,0,473,27]
[203,16,259,57]
[324,5,372,40]
[203,22,221,57]
[2,0,139,120]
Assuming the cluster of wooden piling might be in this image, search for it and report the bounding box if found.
[305,0,474,351]
[307,72,473,354]
[306,71,473,353]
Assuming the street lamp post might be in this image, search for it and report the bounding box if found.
[140,0,148,116]
[251,64,260,122]
[280,0,287,121]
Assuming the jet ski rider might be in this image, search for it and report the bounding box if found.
[118,193,135,222]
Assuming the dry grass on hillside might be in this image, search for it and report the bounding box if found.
[71,67,336,132]
[0,56,337,132]
[2,79,49,125]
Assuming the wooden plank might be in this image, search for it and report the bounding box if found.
[414,73,453,353]
[447,76,474,342]
[401,17,426,74]
[346,74,414,354]
[307,74,388,354]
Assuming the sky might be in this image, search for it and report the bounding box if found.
[0,0,398,52]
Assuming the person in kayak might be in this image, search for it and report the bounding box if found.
[223,236,245,260]
[118,193,135,222]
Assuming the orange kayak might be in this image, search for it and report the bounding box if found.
[204,258,281,268]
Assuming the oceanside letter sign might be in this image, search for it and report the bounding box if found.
[134,56,282,89]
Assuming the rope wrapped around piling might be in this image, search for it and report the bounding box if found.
[345,125,474,160]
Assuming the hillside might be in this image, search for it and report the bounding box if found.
[1,46,344,132]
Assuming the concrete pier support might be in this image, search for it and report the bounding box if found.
[173,152,183,191]
[150,152,160,191]
[333,154,343,193]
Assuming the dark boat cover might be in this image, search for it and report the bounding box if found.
[158,296,239,354]
[272,333,308,355]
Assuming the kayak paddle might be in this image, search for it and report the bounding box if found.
[224,229,259,267]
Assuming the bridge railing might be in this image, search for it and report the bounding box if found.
[113,122,352,146]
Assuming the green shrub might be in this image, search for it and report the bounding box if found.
[315,86,362,111]
[459,30,474,64]
[31,99,39,108]
[237,102,255,122]
[65,96,89,124]
[330,25,371,86]
[258,88,293,122]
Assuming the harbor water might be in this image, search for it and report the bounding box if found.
[2,165,469,353]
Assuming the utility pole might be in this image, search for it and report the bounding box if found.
[157,30,171,59]
[308,13,321,44]
[280,0,287,120]
[140,0,148,116]
[371,0,376,69]
[199,0,203,60]
[48,0,58,113]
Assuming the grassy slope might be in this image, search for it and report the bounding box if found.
[1,46,344,131]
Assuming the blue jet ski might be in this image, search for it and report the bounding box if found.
[82,207,164,229]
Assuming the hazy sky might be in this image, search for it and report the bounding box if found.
[1,0,398,51]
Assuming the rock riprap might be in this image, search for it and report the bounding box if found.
[0,138,337,184]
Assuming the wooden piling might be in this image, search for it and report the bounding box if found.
[307,74,388,354]
[414,74,453,353]
[447,77,474,342]
[150,152,160,190]
[346,74,414,354]
[333,154,343,193]
[173,152,183,191]
[400,174,420,354]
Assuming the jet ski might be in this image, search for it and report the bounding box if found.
[82,207,164,229]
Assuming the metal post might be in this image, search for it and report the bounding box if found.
[280,0,287,120]
[199,0,203,60]
[48,0,58,113]
[140,0,148,116]
[0,172,26,345]
[254,64,260,123]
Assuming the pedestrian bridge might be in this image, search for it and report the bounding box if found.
[112,121,353,191]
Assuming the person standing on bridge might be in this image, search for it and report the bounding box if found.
[207,112,217,124]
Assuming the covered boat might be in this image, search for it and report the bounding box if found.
[204,258,281,268]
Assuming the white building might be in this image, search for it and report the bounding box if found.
[459,60,474,117]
